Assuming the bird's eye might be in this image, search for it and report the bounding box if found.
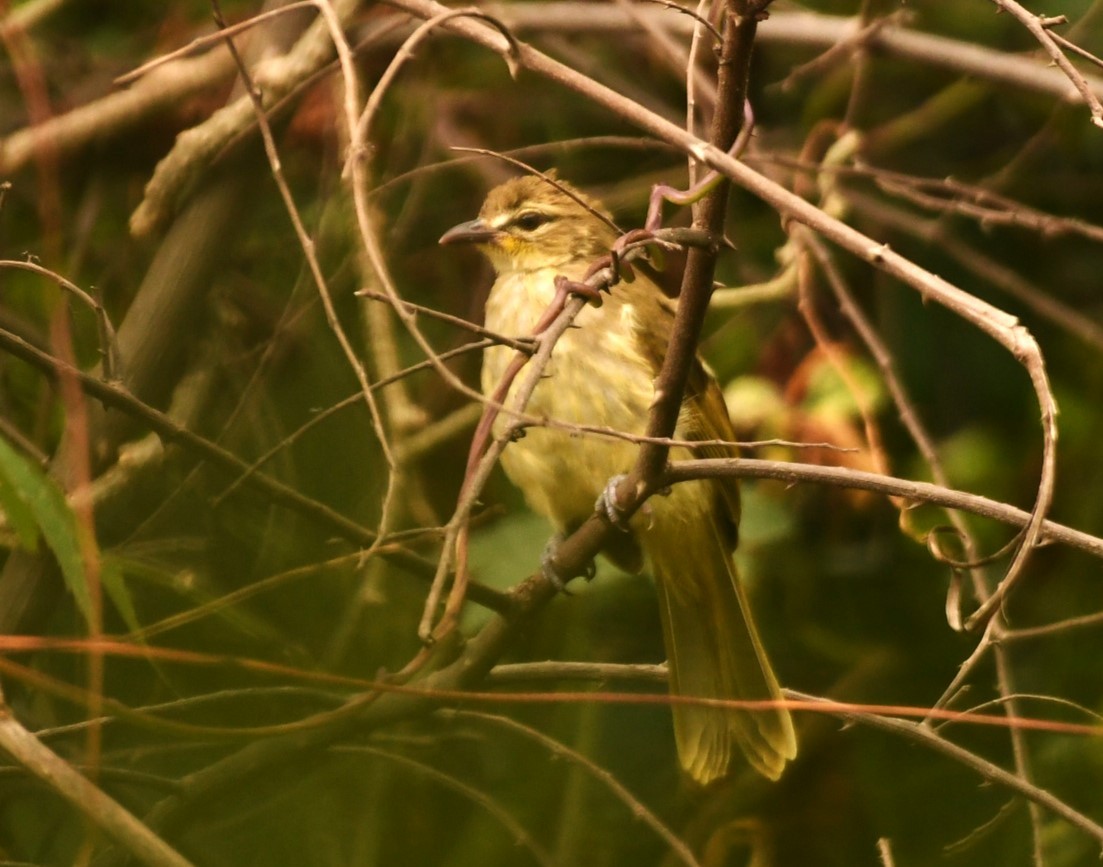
[512,211,549,232]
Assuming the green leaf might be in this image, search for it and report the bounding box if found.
[101,554,141,635]
[0,434,94,625]
[0,466,41,550]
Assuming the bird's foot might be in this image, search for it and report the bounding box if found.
[541,534,596,592]
[595,474,645,532]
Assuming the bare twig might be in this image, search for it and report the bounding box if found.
[662,457,1103,560]
[750,153,1103,247]
[988,0,1103,127]
[784,689,1103,847]
[333,744,556,867]
[1047,27,1103,73]
[423,291,588,641]
[116,2,320,85]
[129,0,362,237]
[451,709,701,867]
[0,41,236,176]
[212,339,495,505]
[774,10,904,95]
[793,230,896,493]
[684,0,711,186]
[214,0,403,563]
[489,4,1103,107]
[0,259,120,379]
[0,699,194,867]
[356,289,537,351]
[0,325,443,577]
[1004,610,1103,642]
[843,190,1103,354]
[796,228,987,629]
[499,659,1103,847]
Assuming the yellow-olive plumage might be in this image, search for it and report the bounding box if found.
[441,175,796,783]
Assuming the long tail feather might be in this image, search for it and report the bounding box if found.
[648,518,796,784]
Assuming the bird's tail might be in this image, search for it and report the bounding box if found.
[648,518,796,784]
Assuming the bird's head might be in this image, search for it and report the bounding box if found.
[439,174,617,274]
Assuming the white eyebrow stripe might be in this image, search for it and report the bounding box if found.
[487,205,571,230]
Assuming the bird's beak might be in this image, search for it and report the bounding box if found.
[439,218,499,246]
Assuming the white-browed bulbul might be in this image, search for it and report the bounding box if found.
[440,174,796,784]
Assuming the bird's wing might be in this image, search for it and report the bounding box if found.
[621,284,742,549]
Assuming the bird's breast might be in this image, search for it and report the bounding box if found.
[481,269,658,527]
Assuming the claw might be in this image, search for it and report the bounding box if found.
[596,474,634,532]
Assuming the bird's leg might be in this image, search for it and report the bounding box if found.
[541,532,596,591]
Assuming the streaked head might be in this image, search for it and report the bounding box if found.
[440,175,617,274]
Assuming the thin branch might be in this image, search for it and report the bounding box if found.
[797,189,1047,854]
[115,2,320,85]
[843,190,1103,355]
[662,457,1103,560]
[0,325,441,578]
[784,689,1103,847]
[1047,27,1103,72]
[212,339,494,505]
[988,0,1103,127]
[774,10,905,95]
[356,289,537,352]
[128,0,363,238]
[483,664,1103,848]
[491,4,1103,106]
[1003,610,1103,643]
[0,700,194,867]
[751,153,1103,247]
[592,2,758,554]
[0,259,120,380]
[0,41,235,176]
[214,0,402,564]
[796,227,987,629]
[333,744,556,867]
[450,710,701,867]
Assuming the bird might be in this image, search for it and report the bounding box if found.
[440,173,796,784]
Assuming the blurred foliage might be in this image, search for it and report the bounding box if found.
[0,0,1102,865]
